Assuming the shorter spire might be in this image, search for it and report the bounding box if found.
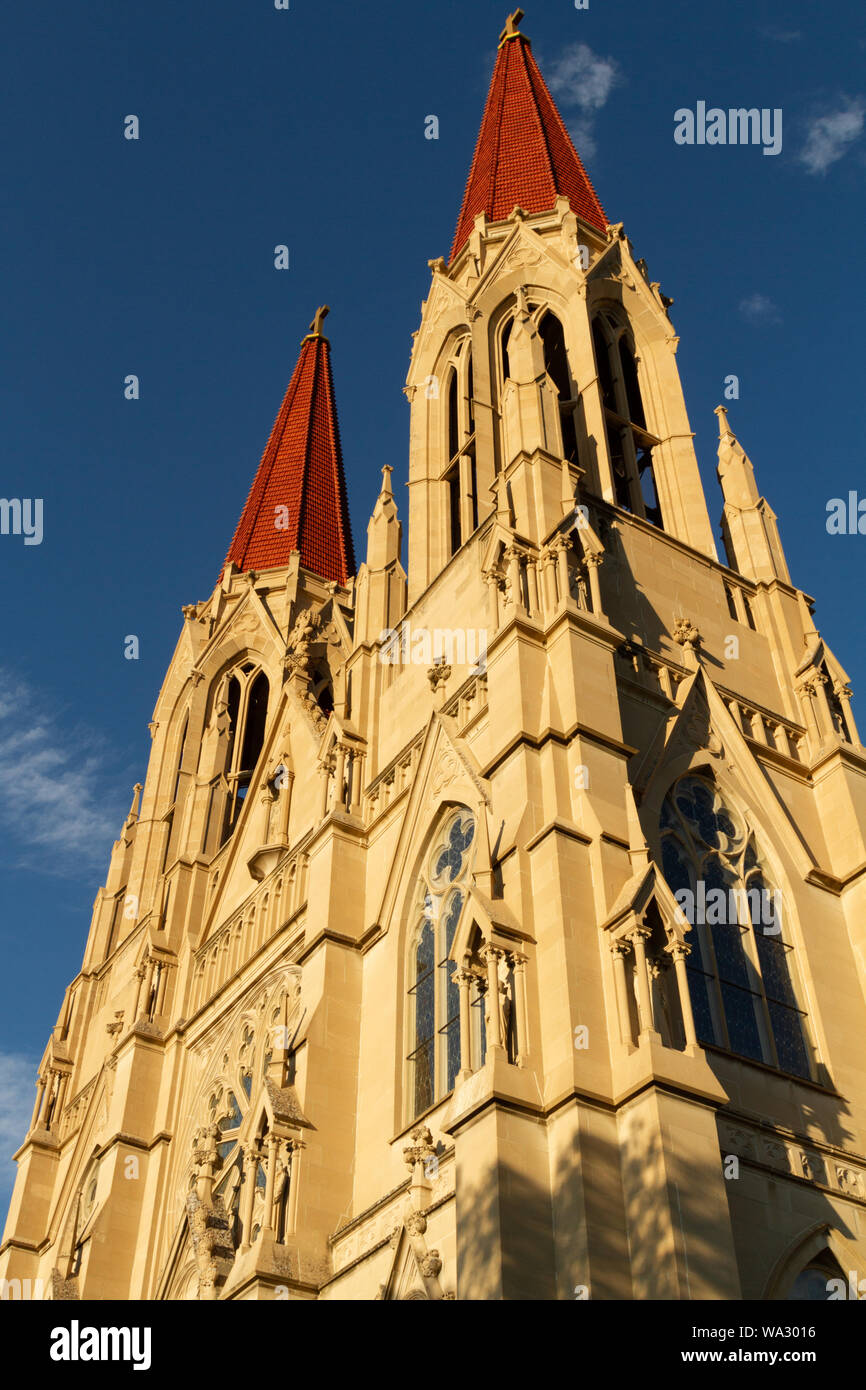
[221,311,355,585]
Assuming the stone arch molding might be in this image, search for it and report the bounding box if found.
[371,710,492,946]
[762,1222,866,1300]
[636,666,818,887]
[172,968,304,1217]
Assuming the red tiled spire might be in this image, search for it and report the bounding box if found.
[221,308,355,586]
[450,11,608,263]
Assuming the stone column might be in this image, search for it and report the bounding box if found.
[837,684,860,746]
[240,1144,260,1252]
[483,947,504,1050]
[262,1132,278,1238]
[629,928,654,1037]
[669,943,698,1049]
[511,953,529,1064]
[454,968,473,1081]
[349,751,364,814]
[54,1070,70,1120]
[317,757,332,820]
[155,961,171,1016]
[554,539,571,606]
[285,1140,301,1236]
[611,941,633,1047]
[277,766,294,843]
[797,681,821,752]
[333,743,347,812]
[30,1075,46,1131]
[585,552,603,616]
[541,551,556,615]
[485,571,500,631]
[132,961,147,1020]
[526,560,540,618]
[807,675,835,743]
[505,547,522,613]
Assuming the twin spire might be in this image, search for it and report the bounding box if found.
[221,306,355,587]
[451,9,608,261]
[222,13,607,587]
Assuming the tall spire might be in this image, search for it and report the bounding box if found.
[450,11,608,262]
[221,308,355,585]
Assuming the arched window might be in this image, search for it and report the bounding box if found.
[786,1251,847,1300]
[591,313,663,528]
[659,773,812,1079]
[407,807,482,1117]
[218,665,271,845]
[443,338,477,557]
[539,311,579,466]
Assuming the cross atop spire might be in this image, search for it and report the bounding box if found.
[305,304,330,340]
[450,12,608,261]
[499,8,525,44]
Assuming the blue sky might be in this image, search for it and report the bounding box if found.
[1,0,864,1206]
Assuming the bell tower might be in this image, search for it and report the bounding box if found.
[405,9,716,603]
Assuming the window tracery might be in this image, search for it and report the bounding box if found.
[659,773,812,1079]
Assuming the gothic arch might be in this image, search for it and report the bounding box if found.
[401,803,479,1120]
[762,1222,865,1300]
[648,761,818,1079]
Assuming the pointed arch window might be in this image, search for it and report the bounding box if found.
[216,665,271,845]
[443,337,477,557]
[407,807,483,1118]
[592,313,663,528]
[659,773,812,1079]
[539,311,579,466]
[786,1252,847,1300]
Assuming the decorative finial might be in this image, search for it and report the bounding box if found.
[305,305,330,339]
[499,9,525,45]
[714,404,733,440]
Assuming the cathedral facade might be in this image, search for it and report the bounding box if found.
[3,13,866,1301]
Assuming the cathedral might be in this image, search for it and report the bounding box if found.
[3,12,866,1302]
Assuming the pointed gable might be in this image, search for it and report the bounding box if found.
[221,311,355,585]
[450,17,608,262]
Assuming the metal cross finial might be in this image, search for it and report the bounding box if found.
[308,305,330,337]
[499,9,525,43]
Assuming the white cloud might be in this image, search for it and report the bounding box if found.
[544,43,622,160]
[800,97,865,174]
[0,669,125,872]
[0,1052,38,1214]
[761,26,802,43]
[739,293,782,325]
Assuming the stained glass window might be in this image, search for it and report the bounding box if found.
[659,773,812,1080]
[408,808,478,1118]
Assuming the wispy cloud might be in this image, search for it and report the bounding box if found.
[0,1051,37,1214]
[739,293,782,325]
[760,26,802,43]
[799,97,865,174]
[0,669,125,873]
[544,43,622,160]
